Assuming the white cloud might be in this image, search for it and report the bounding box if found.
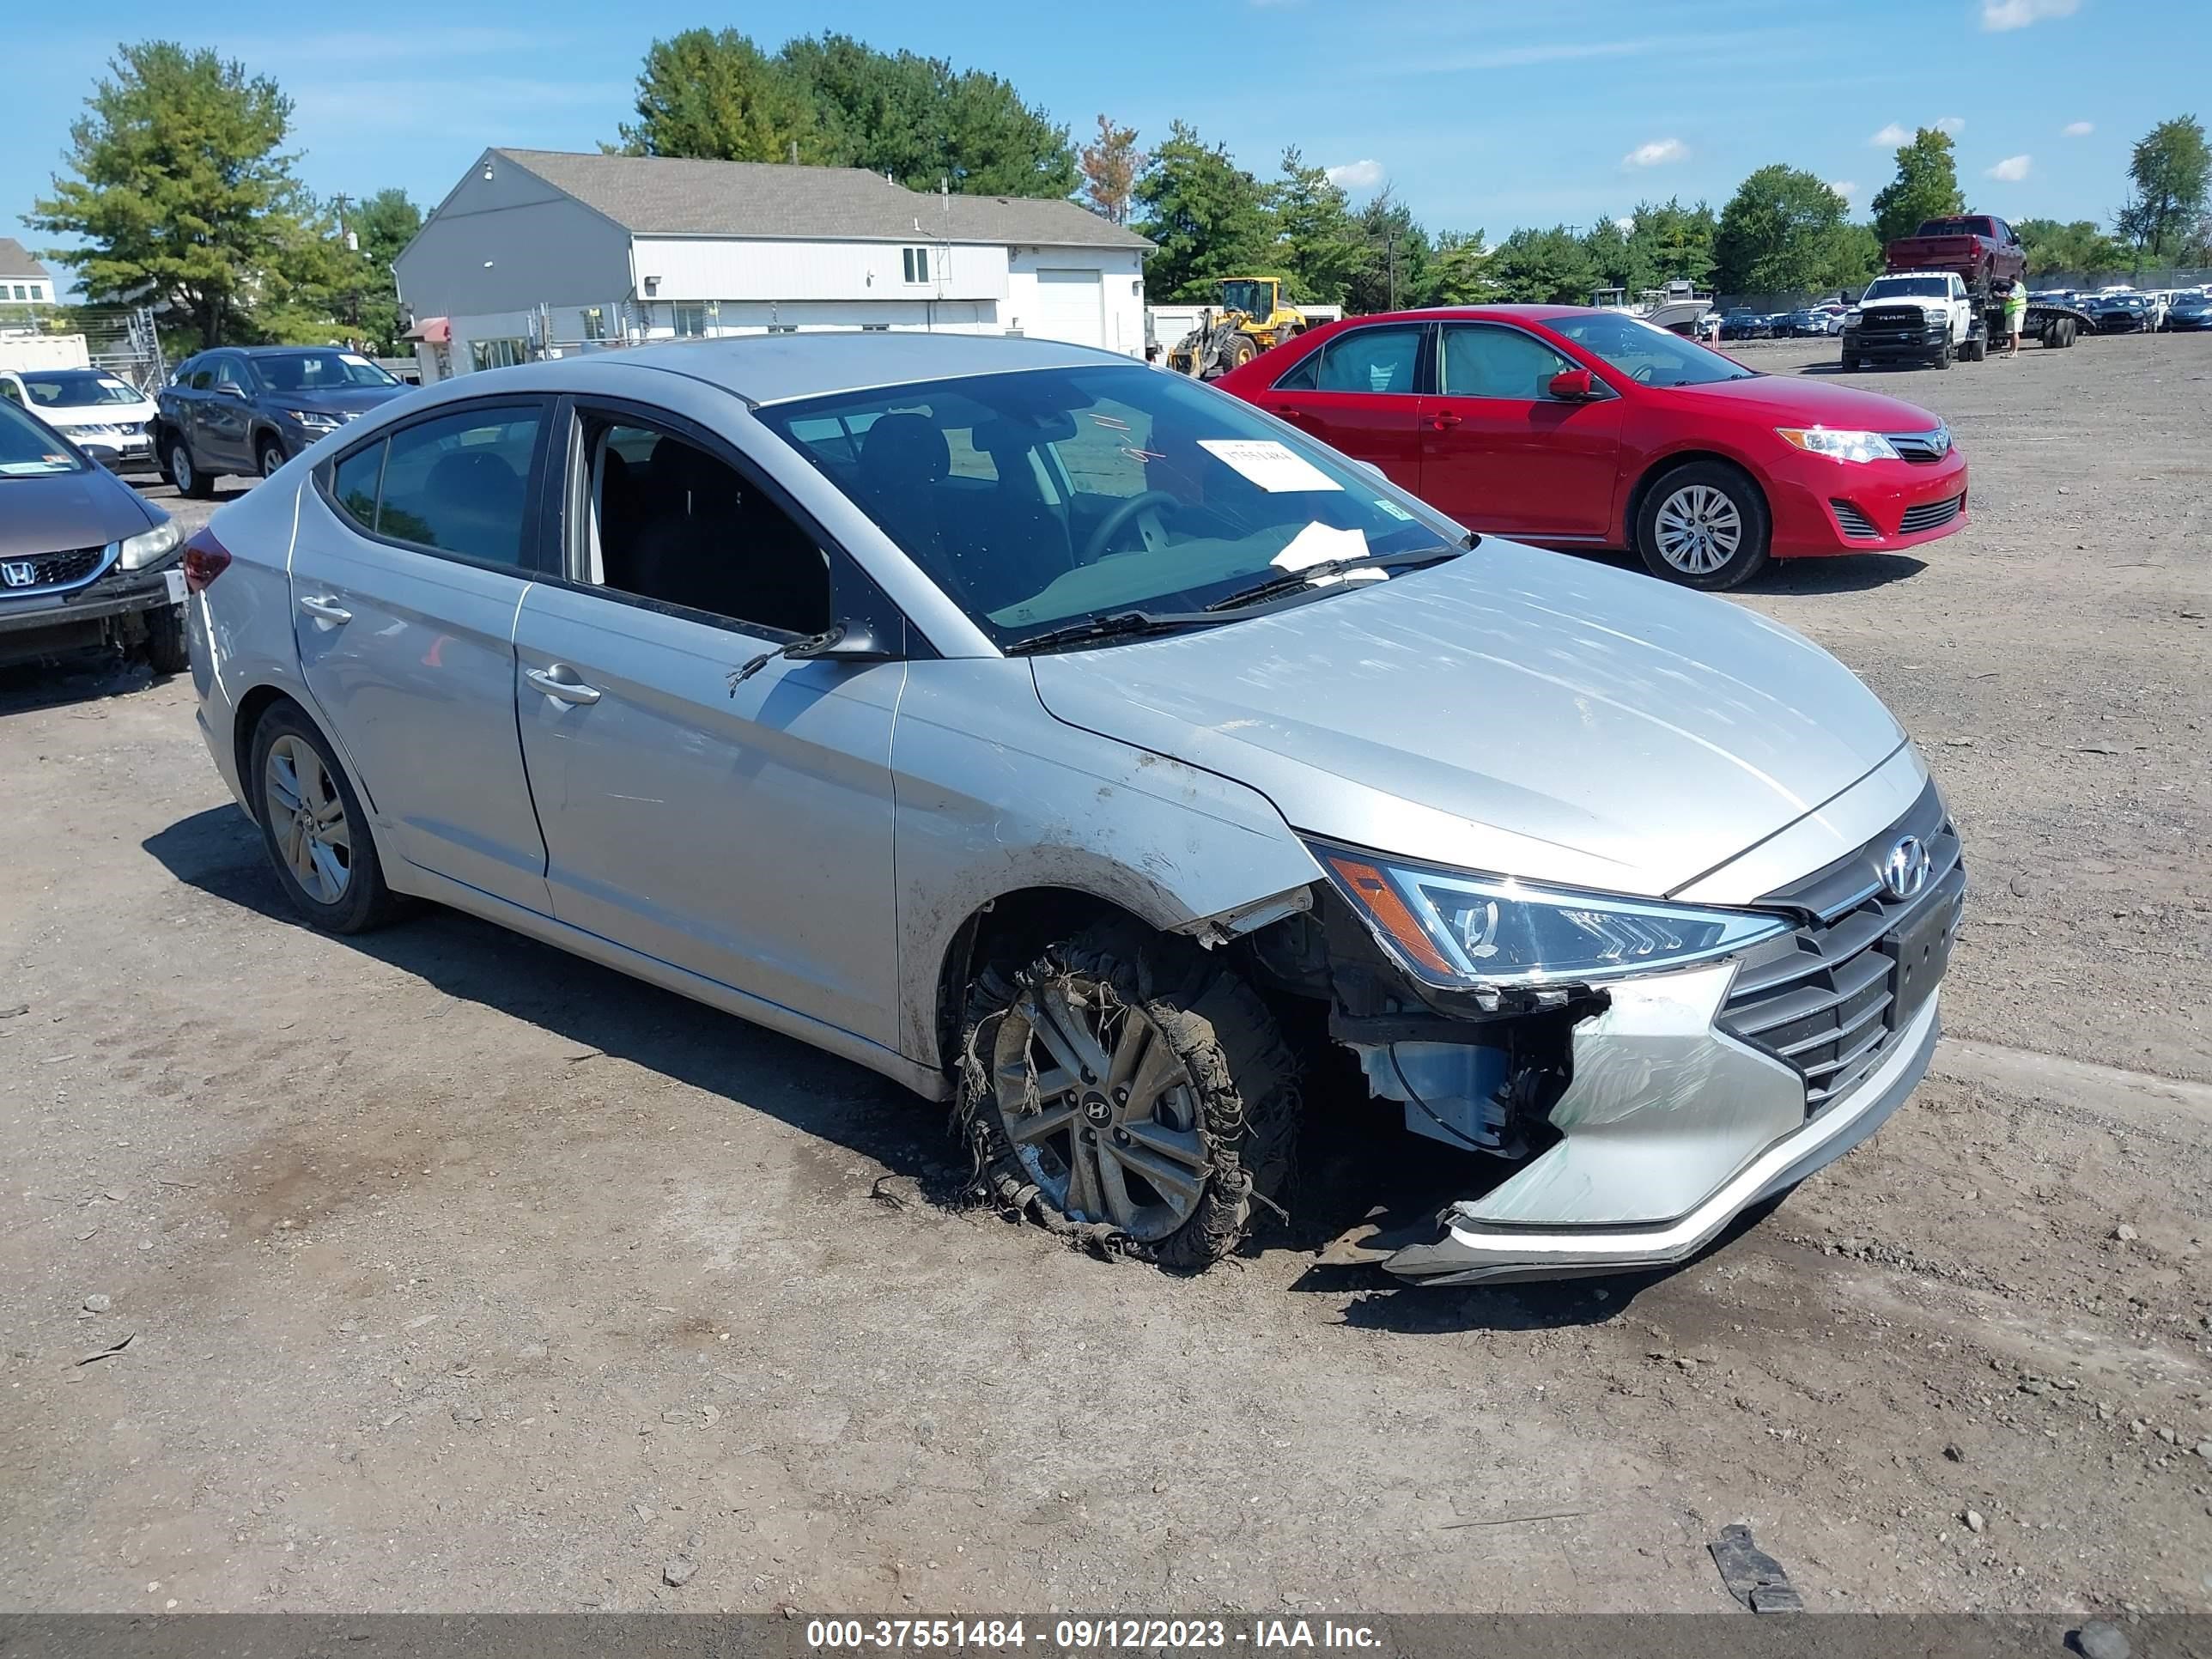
[2062,119,2094,137]
[1829,180,1860,203]
[1982,0,2078,28]
[1613,216,1636,232]
[1324,159,1385,190]
[1986,154,2033,181]
[1624,137,1688,168]
[1870,123,1912,147]
[1935,115,1966,134]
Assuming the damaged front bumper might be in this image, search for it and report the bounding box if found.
[1381,986,1938,1285]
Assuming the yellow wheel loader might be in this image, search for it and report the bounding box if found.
[1167,277,1313,378]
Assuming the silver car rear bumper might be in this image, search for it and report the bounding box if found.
[1382,990,1938,1285]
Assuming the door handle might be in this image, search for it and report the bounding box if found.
[299,595,352,625]
[1429,411,1464,431]
[524,665,602,705]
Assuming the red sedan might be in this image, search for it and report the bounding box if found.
[1212,306,1969,589]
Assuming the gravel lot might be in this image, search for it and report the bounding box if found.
[3,337,2209,1617]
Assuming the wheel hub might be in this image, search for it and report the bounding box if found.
[988,975,1214,1240]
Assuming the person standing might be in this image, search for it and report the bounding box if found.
[2004,276,2029,357]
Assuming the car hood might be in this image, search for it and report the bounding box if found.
[0,467,158,559]
[1028,540,1907,898]
[38,399,157,425]
[1669,372,1945,432]
[280,386,407,416]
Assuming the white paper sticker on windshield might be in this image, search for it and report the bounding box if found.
[1272,521,1368,571]
[1372,497,1414,520]
[1198,438,1342,493]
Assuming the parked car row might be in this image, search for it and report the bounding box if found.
[1717,305,1848,341]
[177,328,1965,1288]
[2030,284,2210,332]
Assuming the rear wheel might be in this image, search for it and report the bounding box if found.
[1636,461,1771,590]
[167,435,213,499]
[249,702,400,934]
[956,921,1300,1271]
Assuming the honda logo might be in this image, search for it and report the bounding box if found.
[0,561,38,588]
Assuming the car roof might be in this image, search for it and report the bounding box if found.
[453,331,1144,407]
[1319,304,1610,327]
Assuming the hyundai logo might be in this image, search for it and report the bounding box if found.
[1883,836,1931,901]
[0,561,37,588]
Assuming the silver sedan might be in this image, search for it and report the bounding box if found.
[182,332,1961,1285]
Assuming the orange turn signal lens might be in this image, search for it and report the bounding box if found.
[1326,856,1456,977]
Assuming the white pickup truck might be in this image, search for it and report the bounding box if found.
[1840,270,1978,369]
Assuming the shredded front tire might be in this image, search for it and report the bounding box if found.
[955,921,1300,1271]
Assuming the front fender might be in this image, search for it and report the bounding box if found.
[889,659,1322,1064]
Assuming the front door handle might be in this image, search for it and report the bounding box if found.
[524,665,602,705]
[299,595,352,626]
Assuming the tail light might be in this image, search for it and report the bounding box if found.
[181,526,231,593]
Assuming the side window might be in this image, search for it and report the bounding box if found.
[331,442,385,532]
[1302,327,1424,395]
[211,358,246,396]
[187,362,215,392]
[371,406,541,566]
[1439,325,1577,400]
[581,416,833,638]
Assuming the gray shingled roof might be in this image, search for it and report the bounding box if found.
[0,237,53,278]
[492,149,1151,251]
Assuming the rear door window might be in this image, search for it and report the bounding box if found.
[1275,326,1425,395]
[325,405,544,568]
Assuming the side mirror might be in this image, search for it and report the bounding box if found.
[1547,367,1600,401]
[789,618,895,665]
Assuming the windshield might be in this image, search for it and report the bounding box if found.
[0,398,85,476]
[1218,280,1274,317]
[1547,313,1754,387]
[758,364,1463,650]
[252,350,400,392]
[1863,277,1950,301]
[22,371,144,409]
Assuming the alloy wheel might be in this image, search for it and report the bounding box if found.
[171,446,192,493]
[264,734,353,905]
[261,447,283,478]
[1653,483,1744,575]
[988,977,1212,1241]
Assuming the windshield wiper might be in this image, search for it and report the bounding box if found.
[1204,545,1467,614]
[1003,610,1224,655]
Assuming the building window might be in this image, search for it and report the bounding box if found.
[902,247,931,284]
[673,303,708,337]
[469,337,527,372]
[29,286,42,302]
[9,285,22,301]
[581,307,605,341]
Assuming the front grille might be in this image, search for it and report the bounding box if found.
[0,545,110,595]
[1831,499,1881,538]
[1717,782,1965,1115]
[1899,493,1966,533]
[1883,428,1951,463]
[1857,307,1932,341]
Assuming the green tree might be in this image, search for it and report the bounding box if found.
[1713,167,1869,295]
[1486,225,1598,303]
[1079,114,1143,224]
[1581,216,1635,292]
[1132,121,1274,300]
[1626,198,1719,288]
[2014,216,2132,276]
[618,28,823,163]
[1344,188,1433,313]
[1870,128,1966,245]
[1428,231,1499,305]
[778,33,1074,197]
[29,41,309,349]
[2117,114,2210,258]
[1267,149,1366,305]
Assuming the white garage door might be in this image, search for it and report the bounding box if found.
[1028,269,1104,348]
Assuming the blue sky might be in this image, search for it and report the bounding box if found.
[10,0,2203,271]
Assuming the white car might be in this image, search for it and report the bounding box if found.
[0,367,160,472]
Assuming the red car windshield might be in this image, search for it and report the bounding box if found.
[1545,313,1756,388]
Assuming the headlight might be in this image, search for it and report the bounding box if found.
[286,409,343,431]
[1842,309,1863,327]
[118,520,182,569]
[1777,428,1900,464]
[1314,845,1790,988]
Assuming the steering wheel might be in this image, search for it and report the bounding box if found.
[1081,489,1180,564]
[1632,363,1656,384]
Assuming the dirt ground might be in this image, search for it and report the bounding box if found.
[3,337,2209,1620]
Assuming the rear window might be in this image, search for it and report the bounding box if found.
[1916,217,1992,238]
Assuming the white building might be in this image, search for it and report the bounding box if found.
[0,238,58,311]
[394,149,1152,382]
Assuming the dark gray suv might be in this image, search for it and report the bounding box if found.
[155,346,410,494]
